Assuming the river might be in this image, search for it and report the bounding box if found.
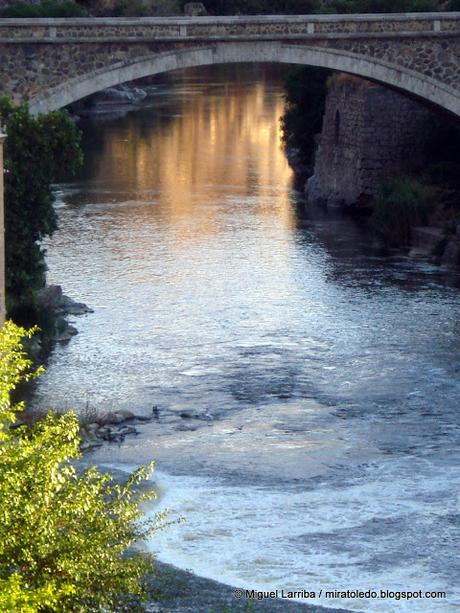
[32,64,459,612]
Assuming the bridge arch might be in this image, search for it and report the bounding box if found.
[28,41,460,117]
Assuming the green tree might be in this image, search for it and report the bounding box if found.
[0,1,87,17]
[0,321,161,611]
[281,66,330,175]
[0,99,83,320]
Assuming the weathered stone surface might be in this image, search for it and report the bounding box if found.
[95,409,154,427]
[410,226,445,255]
[440,237,460,267]
[307,75,436,207]
[60,294,94,315]
[51,323,78,342]
[36,284,63,309]
[80,439,103,451]
[85,422,100,435]
[91,83,147,104]
[117,425,138,436]
[96,410,135,425]
[305,174,326,207]
[183,2,207,17]
[80,415,141,449]
[0,14,458,116]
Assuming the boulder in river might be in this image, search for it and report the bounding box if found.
[59,295,94,315]
[51,324,78,343]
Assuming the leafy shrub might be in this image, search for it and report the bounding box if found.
[0,1,87,18]
[0,320,160,612]
[370,176,434,246]
[0,98,83,321]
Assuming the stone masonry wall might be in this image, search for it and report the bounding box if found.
[307,75,436,207]
[0,15,459,114]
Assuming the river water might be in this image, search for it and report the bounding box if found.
[33,65,459,612]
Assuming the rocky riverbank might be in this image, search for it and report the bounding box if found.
[79,407,158,451]
[409,225,460,268]
[143,560,355,613]
[35,283,93,341]
[282,71,460,266]
[19,283,94,366]
[305,75,435,210]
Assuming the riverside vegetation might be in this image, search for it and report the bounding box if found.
[1,0,459,19]
[281,65,460,251]
[0,98,83,327]
[0,321,162,612]
[0,100,167,611]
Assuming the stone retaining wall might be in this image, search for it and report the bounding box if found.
[307,75,436,207]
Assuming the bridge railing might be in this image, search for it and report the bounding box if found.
[0,13,459,42]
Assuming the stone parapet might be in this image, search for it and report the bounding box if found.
[0,13,459,42]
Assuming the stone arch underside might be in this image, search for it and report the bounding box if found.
[28,41,460,117]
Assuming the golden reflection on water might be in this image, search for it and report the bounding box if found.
[87,66,295,238]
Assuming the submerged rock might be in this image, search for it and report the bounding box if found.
[80,440,103,452]
[93,84,147,105]
[80,418,140,449]
[117,425,138,437]
[96,410,136,426]
[51,323,78,343]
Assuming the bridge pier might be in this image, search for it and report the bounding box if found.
[306,75,436,208]
[0,128,5,325]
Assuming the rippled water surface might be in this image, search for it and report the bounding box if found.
[34,65,460,611]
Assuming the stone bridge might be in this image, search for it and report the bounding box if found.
[0,12,459,116]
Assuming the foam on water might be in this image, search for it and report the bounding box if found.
[144,462,459,612]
